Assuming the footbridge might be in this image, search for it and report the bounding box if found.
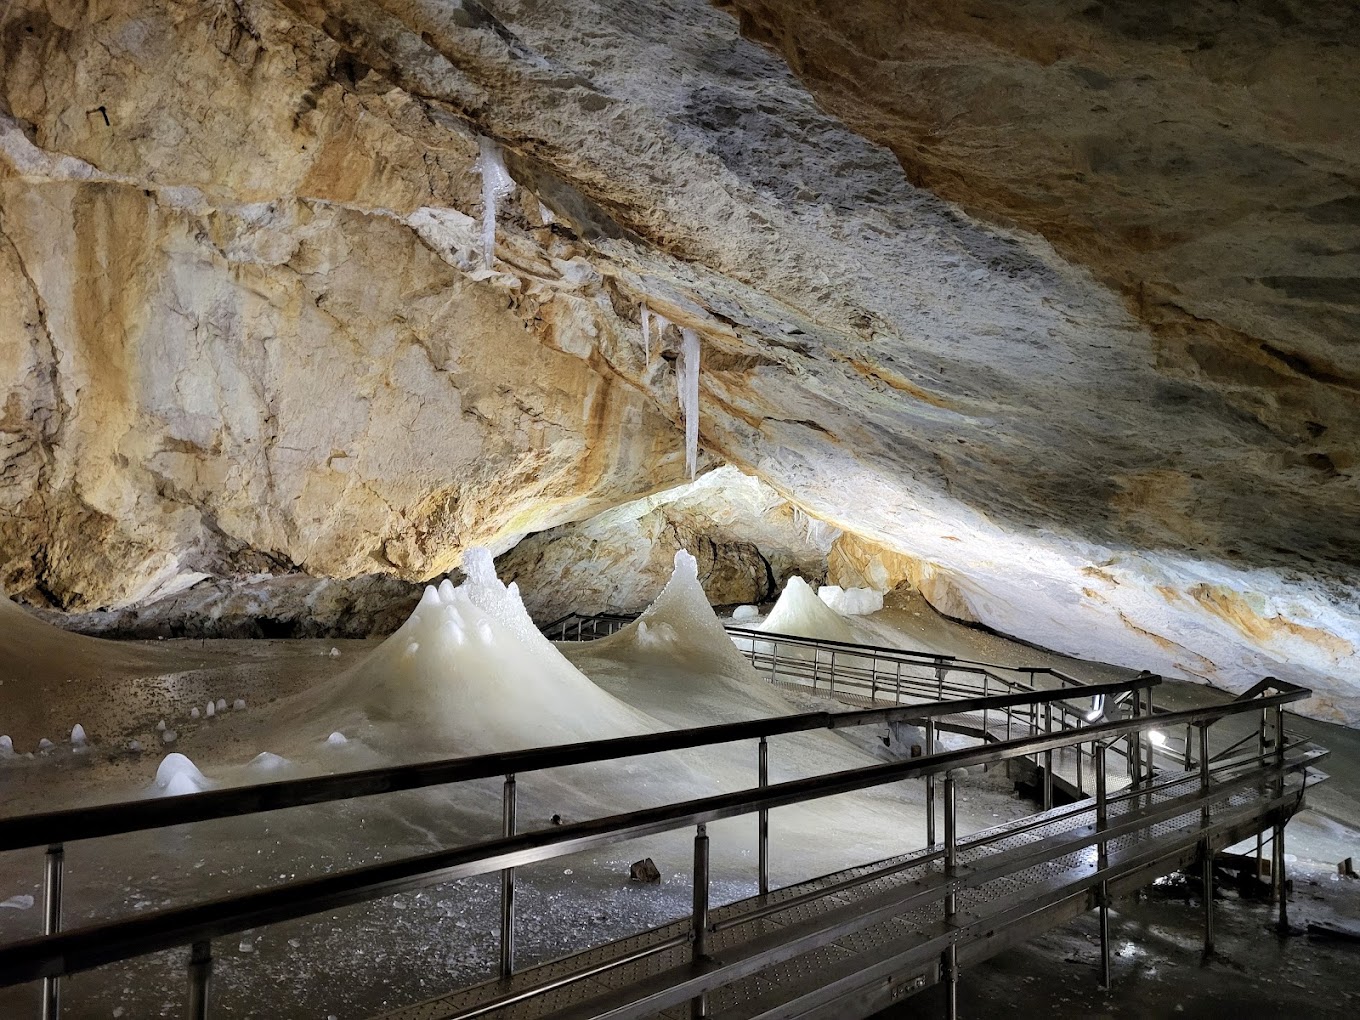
[0,621,1327,1020]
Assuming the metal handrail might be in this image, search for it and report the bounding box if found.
[0,676,1158,854]
[0,683,1309,992]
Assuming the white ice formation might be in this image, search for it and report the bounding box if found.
[205,701,215,718]
[0,735,12,756]
[70,723,87,746]
[153,752,212,797]
[473,137,515,270]
[760,576,856,643]
[640,303,671,364]
[326,731,348,746]
[731,605,760,622]
[248,751,291,772]
[677,327,701,479]
[233,699,246,710]
[337,547,658,751]
[605,550,758,677]
[37,738,54,752]
[818,585,885,617]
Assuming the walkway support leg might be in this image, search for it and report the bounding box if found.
[1095,745,1111,990]
[500,774,517,980]
[1275,821,1288,932]
[691,824,710,1018]
[186,940,212,1020]
[1202,841,1215,957]
[42,843,63,1020]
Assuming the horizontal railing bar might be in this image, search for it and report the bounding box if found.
[0,685,1307,986]
[727,626,1118,681]
[0,676,1157,854]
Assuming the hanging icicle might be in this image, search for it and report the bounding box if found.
[677,327,701,479]
[641,302,651,361]
[472,137,515,270]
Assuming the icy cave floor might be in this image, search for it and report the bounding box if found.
[1,574,1358,1019]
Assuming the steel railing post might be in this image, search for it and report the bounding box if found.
[829,649,837,697]
[500,774,517,979]
[1129,692,1143,791]
[691,824,711,1018]
[982,674,990,738]
[895,660,902,705]
[1199,725,1211,824]
[1143,688,1155,794]
[1274,705,1288,932]
[1256,708,1266,880]
[769,643,779,683]
[186,940,212,1020]
[42,843,63,1020]
[926,720,937,848]
[943,769,960,1020]
[936,661,945,701]
[1043,703,1054,812]
[758,737,770,897]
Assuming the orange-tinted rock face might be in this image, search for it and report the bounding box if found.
[0,0,1356,718]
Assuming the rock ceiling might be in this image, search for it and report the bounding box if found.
[0,0,1356,718]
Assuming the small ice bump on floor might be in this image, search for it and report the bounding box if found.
[327,732,348,746]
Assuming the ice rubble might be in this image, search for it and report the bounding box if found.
[473,137,516,270]
[677,328,701,479]
[759,576,856,643]
[334,548,659,751]
[818,585,885,617]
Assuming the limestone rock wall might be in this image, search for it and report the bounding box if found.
[1,0,1356,720]
[498,466,835,620]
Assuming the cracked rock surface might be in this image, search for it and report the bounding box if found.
[0,0,1356,720]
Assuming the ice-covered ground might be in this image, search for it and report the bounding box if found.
[1,560,1356,1018]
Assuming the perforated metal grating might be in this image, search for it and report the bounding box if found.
[376,751,1316,1020]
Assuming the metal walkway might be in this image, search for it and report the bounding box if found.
[0,660,1325,1020]
[383,741,1322,1020]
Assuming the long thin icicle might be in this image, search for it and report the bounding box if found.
[473,137,515,270]
[641,302,651,361]
[677,327,701,479]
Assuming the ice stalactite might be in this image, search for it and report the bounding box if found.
[473,137,516,270]
[640,304,671,364]
[677,327,701,478]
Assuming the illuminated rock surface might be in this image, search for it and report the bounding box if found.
[0,0,1355,719]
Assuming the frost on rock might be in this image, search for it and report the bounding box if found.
[153,752,212,797]
[335,548,659,752]
[818,585,885,617]
[473,137,516,270]
[676,328,701,479]
[760,576,856,644]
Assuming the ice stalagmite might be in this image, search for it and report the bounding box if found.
[473,137,516,270]
[677,328,701,478]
